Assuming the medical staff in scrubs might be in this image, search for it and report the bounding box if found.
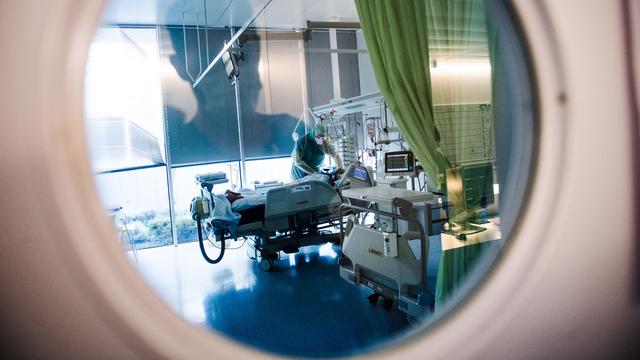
[290,124,343,180]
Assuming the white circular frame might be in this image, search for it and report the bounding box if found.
[3,0,635,358]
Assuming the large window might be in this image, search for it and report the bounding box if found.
[239,32,306,159]
[244,157,294,187]
[85,27,171,250]
[85,26,319,249]
[157,26,239,165]
[85,27,165,173]
[94,167,172,250]
[171,162,241,244]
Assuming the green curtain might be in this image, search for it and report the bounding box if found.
[355,0,444,188]
[357,0,498,309]
[435,240,502,308]
[428,0,490,223]
[357,0,491,214]
[428,0,487,162]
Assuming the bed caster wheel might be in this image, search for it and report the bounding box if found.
[367,293,380,305]
[260,258,273,272]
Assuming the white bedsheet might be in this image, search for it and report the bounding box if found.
[209,194,241,234]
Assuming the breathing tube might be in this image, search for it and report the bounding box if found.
[195,217,225,264]
[191,194,225,264]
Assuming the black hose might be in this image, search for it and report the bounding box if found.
[196,217,225,264]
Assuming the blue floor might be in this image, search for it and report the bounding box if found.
[133,239,442,358]
[204,244,409,357]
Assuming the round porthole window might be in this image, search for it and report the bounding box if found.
[83,0,537,357]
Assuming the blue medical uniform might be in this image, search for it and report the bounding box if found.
[290,134,326,180]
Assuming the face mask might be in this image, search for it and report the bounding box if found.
[315,137,323,145]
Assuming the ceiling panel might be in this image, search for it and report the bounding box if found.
[259,0,360,29]
[99,0,360,28]
[98,0,489,60]
[303,0,358,24]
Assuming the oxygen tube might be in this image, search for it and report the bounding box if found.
[190,194,225,264]
[196,217,225,264]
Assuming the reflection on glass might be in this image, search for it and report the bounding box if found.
[85,26,170,251]
[239,30,305,159]
[244,157,293,188]
[172,162,240,244]
[351,0,533,318]
[94,167,172,250]
[85,0,533,357]
[85,27,165,173]
[158,25,239,165]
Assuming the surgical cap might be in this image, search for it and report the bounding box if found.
[311,124,326,137]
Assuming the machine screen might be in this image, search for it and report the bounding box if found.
[385,151,414,172]
[222,50,238,79]
[353,166,369,182]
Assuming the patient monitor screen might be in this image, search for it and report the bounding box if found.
[385,151,415,173]
[222,50,238,79]
[353,166,369,182]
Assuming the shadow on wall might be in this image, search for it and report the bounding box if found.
[161,0,299,166]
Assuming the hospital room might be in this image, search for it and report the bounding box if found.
[84,0,531,357]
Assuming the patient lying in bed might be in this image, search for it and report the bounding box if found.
[209,173,334,235]
[205,189,262,233]
[225,172,331,211]
[225,189,265,211]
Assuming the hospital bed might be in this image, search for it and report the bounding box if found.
[190,164,375,271]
